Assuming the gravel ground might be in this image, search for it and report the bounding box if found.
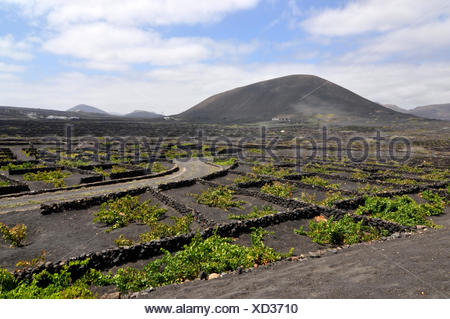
[138,212,450,299]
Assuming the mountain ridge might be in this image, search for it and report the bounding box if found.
[177,74,418,125]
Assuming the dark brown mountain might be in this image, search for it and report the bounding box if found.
[177,75,417,125]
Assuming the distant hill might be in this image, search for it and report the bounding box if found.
[382,104,408,113]
[408,103,450,121]
[124,110,163,119]
[67,104,108,114]
[177,75,417,125]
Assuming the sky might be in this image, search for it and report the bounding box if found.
[0,0,449,115]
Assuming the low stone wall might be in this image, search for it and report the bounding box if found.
[15,203,409,282]
[40,187,150,215]
[110,168,147,180]
[80,175,104,184]
[1,164,179,200]
[8,166,63,175]
[0,174,30,195]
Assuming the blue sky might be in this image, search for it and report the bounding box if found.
[0,0,449,114]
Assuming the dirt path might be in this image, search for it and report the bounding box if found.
[142,215,450,299]
[0,159,219,214]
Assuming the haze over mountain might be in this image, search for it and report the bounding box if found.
[178,75,418,125]
[124,110,163,119]
[383,103,450,121]
[67,104,108,114]
[382,104,408,113]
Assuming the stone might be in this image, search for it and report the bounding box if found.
[308,252,321,258]
[392,232,401,239]
[208,273,220,280]
[101,292,120,299]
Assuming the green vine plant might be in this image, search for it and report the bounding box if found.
[294,215,388,246]
[0,162,44,171]
[16,250,46,269]
[0,229,292,297]
[296,191,347,207]
[93,167,110,177]
[213,157,237,166]
[93,195,167,232]
[24,170,71,188]
[251,162,294,178]
[111,228,292,293]
[0,223,27,247]
[228,205,278,220]
[192,186,247,210]
[355,194,445,228]
[233,173,261,184]
[0,180,10,187]
[260,181,296,199]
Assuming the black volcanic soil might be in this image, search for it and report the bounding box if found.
[0,192,202,271]
[139,213,450,299]
[163,183,287,224]
[234,219,325,255]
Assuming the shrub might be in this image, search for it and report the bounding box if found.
[0,162,37,171]
[0,223,27,247]
[94,195,167,232]
[294,215,387,246]
[24,170,70,188]
[228,205,278,220]
[111,228,290,293]
[0,260,110,299]
[301,176,340,190]
[233,173,261,184]
[351,169,370,179]
[302,163,336,174]
[57,159,91,167]
[261,181,296,199]
[356,183,390,194]
[213,158,236,166]
[251,162,293,178]
[114,235,135,247]
[139,215,193,242]
[111,165,126,174]
[420,169,449,181]
[193,186,247,210]
[16,251,46,268]
[93,167,109,177]
[0,180,10,187]
[151,162,166,173]
[320,192,347,207]
[355,195,444,227]
[385,178,418,185]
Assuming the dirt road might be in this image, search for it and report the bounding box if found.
[0,159,219,214]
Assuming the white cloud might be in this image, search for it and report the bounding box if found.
[1,0,260,26]
[341,18,450,62]
[42,22,257,70]
[302,0,450,36]
[0,34,33,60]
[1,62,449,114]
[1,1,259,70]
[0,61,24,72]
